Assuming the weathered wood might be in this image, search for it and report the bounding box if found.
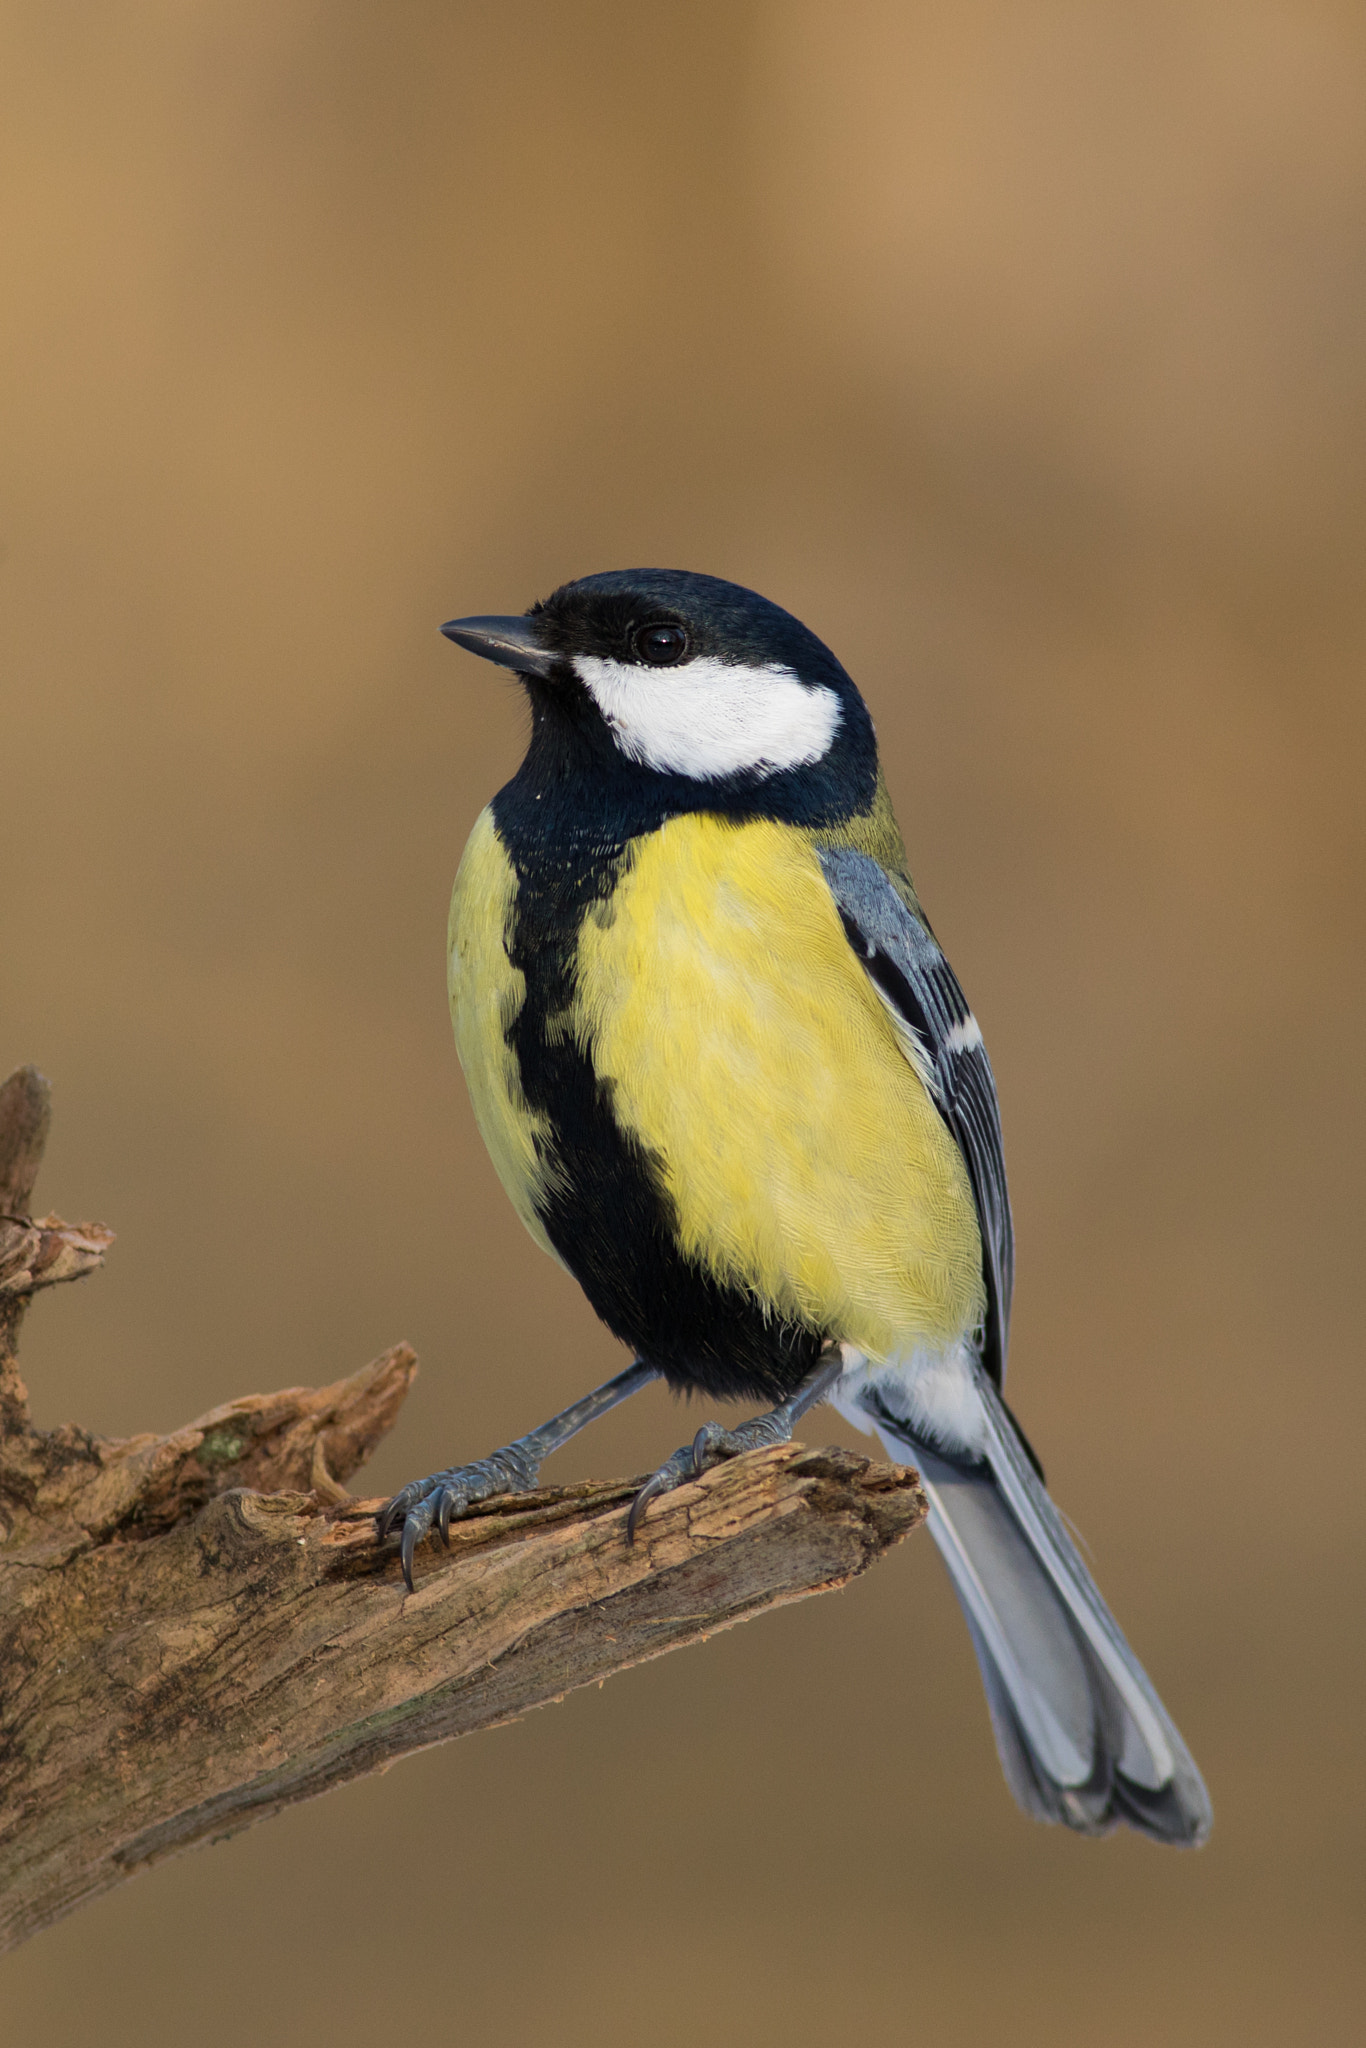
[0,1066,927,1954]
[0,1067,114,1437]
[0,1066,51,1216]
[0,1443,922,1952]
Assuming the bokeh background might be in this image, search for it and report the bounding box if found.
[2,3,1363,2042]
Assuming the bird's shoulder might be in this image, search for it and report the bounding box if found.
[804,768,924,915]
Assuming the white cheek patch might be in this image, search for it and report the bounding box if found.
[573,654,842,781]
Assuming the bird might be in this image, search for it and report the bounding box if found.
[378,566,1212,1845]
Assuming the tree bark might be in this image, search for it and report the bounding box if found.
[0,1066,926,1953]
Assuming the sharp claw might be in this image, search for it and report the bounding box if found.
[400,1516,420,1592]
[691,1426,715,1469]
[436,1488,456,1545]
[626,1470,668,1544]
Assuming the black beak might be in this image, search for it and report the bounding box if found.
[440,614,558,679]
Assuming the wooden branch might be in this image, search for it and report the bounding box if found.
[0,1067,926,1953]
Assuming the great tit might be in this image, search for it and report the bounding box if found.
[379,567,1212,1846]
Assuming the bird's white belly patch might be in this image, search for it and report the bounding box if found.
[831,1337,988,1459]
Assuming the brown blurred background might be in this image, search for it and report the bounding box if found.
[2,2,1363,2041]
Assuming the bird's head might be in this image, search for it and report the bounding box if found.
[441,568,878,823]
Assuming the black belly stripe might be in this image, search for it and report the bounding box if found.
[491,793,826,1405]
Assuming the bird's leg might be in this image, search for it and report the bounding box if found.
[378,1357,659,1590]
[626,1351,845,1543]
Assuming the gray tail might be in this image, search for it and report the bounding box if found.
[869,1374,1212,1844]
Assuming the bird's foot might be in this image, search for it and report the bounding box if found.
[626,1410,794,1543]
[377,1442,540,1591]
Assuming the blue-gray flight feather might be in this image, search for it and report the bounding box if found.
[819,846,1014,1388]
[821,845,1212,1845]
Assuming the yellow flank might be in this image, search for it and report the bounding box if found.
[572,813,986,1361]
[447,808,564,1267]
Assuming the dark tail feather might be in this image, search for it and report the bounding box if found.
[871,1377,1212,1846]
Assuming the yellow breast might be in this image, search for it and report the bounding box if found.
[447,807,565,1267]
[571,813,985,1361]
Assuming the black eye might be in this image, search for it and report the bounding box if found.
[631,622,690,667]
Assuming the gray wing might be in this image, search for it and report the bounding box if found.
[819,846,1015,1389]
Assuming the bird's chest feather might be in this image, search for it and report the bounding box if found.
[453,805,984,1364]
[572,815,984,1354]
